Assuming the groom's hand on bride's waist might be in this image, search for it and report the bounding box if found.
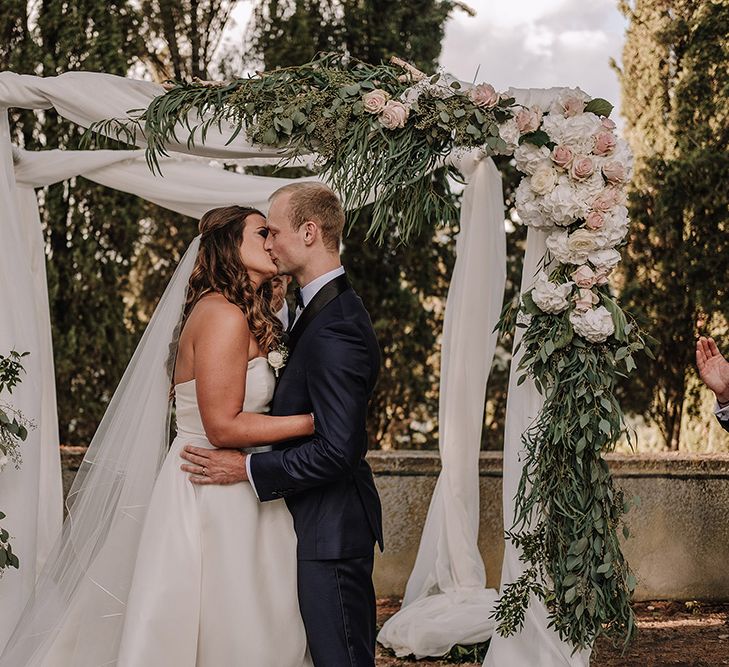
[180,445,249,485]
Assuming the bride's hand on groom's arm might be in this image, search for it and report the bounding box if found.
[180,446,248,485]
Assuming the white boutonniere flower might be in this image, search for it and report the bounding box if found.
[267,346,289,378]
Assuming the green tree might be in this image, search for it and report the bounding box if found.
[617,0,729,449]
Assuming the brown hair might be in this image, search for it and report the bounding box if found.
[182,205,282,354]
[270,182,345,251]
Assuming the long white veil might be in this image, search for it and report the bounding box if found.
[0,236,201,666]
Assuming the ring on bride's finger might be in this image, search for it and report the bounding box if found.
[202,467,207,476]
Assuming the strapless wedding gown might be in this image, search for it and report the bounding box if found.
[117,357,310,666]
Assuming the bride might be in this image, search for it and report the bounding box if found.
[1,206,313,666]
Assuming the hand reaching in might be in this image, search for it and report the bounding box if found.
[180,446,248,485]
[696,337,729,406]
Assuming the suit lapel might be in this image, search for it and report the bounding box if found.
[288,273,350,352]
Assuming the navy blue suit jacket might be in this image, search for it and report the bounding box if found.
[249,278,384,560]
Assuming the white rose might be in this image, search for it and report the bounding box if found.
[588,247,621,273]
[267,350,285,368]
[530,165,558,196]
[514,144,551,176]
[379,100,410,129]
[531,271,574,314]
[569,306,615,343]
[566,229,600,264]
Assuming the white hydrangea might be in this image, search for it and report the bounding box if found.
[541,177,589,226]
[542,113,602,154]
[588,247,622,273]
[513,143,551,176]
[593,206,629,249]
[498,118,520,153]
[546,229,600,265]
[569,306,615,343]
[515,180,551,229]
[531,271,574,314]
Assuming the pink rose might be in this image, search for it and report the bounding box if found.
[593,131,617,156]
[570,155,595,181]
[551,145,574,170]
[562,95,586,117]
[571,265,597,288]
[379,100,410,130]
[573,288,599,312]
[602,160,627,184]
[594,268,613,285]
[362,89,390,114]
[585,211,605,230]
[515,106,542,134]
[601,117,617,130]
[468,83,499,109]
[592,188,620,212]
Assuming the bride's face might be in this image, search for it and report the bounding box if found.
[239,214,277,288]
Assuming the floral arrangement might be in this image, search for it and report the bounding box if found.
[0,350,34,576]
[86,54,651,649]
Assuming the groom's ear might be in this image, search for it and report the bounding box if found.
[302,220,319,246]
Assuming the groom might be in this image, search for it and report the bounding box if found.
[181,182,384,666]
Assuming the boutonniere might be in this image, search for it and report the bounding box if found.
[267,345,289,378]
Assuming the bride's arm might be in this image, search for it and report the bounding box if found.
[193,299,314,448]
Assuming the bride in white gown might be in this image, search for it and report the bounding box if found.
[0,206,312,667]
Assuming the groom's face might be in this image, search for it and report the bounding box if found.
[264,193,305,275]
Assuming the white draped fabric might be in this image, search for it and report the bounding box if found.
[0,71,591,666]
[377,153,504,657]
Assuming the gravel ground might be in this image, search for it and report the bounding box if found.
[376,599,729,667]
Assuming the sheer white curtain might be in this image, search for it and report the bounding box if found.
[377,151,505,658]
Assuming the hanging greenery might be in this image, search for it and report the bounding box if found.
[85,52,651,650]
[0,350,34,576]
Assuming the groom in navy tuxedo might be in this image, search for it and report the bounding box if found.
[182,182,383,666]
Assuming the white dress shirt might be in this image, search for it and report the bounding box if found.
[246,266,346,498]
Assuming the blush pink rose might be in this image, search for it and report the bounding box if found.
[601,117,617,130]
[570,155,595,181]
[515,106,542,134]
[571,265,597,288]
[562,95,586,117]
[602,160,627,184]
[551,145,574,170]
[594,267,613,285]
[573,288,599,312]
[468,83,499,109]
[585,211,605,230]
[362,89,390,114]
[592,188,620,212]
[593,131,617,156]
[379,100,410,129]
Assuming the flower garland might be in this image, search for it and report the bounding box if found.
[86,54,651,649]
[0,350,34,577]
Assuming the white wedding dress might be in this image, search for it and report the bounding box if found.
[115,356,310,667]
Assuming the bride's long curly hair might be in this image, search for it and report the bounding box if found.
[182,205,283,354]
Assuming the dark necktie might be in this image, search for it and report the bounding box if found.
[294,287,305,310]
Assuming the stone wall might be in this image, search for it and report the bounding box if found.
[368,451,729,601]
[60,447,729,601]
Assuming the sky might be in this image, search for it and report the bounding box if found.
[228,0,628,125]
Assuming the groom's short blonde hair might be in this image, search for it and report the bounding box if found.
[270,182,344,252]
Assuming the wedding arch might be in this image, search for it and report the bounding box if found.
[0,54,649,665]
